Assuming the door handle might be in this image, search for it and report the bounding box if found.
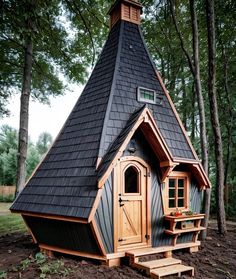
[119,197,129,203]
[119,197,129,207]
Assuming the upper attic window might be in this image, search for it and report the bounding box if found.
[137,87,156,104]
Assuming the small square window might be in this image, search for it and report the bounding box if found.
[137,87,156,104]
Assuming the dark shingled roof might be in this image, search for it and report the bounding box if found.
[11,19,196,219]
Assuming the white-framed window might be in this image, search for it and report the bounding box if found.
[162,171,190,214]
[137,87,156,104]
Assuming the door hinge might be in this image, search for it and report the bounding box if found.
[144,172,150,177]
[145,234,150,240]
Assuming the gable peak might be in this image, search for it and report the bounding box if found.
[108,0,142,29]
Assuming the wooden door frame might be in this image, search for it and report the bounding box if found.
[113,156,151,252]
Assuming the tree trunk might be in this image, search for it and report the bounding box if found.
[15,1,36,196]
[205,0,226,235]
[189,0,208,174]
[170,0,208,172]
[16,40,33,196]
[181,66,187,129]
[190,82,196,142]
[189,0,210,240]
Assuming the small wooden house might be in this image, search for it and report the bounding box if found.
[11,0,210,273]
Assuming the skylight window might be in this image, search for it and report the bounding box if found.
[137,87,156,104]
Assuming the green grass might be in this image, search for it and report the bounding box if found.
[0,214,27,236]
[0,202,12,212]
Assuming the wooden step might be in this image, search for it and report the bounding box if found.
[126,241,200,258]
[151,264,194,279]
[133,257,182,275]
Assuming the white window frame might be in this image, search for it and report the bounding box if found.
[137,87,156,104]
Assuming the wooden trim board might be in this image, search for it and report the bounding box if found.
[17,212,88,224]
[88,188,103,222]
[39,244,106,261]
[90,220,107,256]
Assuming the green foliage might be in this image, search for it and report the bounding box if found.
[0,125,53,186]
[39,260,71,278]
[0,0,112,117]
[20,258,31,271]
[0,271,7,279]
[35,252,47,265]
[0,125,18,185]
[0,194,14,202]
[16,253,72,278]
[26,144,41,180]
[142,0,236,218]
[36,132,53,155]
[0,214,26,236]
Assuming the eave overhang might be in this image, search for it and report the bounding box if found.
[97,107,174,188]
[97,106,211,190]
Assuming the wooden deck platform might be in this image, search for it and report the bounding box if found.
[125,241,200,258]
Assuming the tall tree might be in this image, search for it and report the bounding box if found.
[170,0,208,173]
[1,0,110,195]
[205,0,226,234]
[170,0,210,238]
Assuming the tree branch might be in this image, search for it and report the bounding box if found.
[169,0,195,75]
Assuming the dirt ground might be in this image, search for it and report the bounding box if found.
[0,221,235,279]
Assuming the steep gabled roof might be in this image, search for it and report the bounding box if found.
[11,3,209,219]
[11,21,122,219]
[97,20,196,162]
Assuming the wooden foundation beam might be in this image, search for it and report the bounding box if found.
[103,258,121,267]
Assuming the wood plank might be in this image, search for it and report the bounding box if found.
[106,252,126,260]
[133,258,182,275]
[90,220,106,256]
[165,214,205,222]
[125,241,201,257]
[165,226,206,235]
[39,244,106,261]
[19,212,88,224]
[151,264,194,278]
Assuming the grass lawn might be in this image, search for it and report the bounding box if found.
[0,202,12,213]
[0,206,27,236]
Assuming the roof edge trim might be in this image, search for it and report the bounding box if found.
[97,107,173,188]
[12,211,89,223]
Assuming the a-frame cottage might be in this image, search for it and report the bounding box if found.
[11,0,210,276]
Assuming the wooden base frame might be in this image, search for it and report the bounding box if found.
[39,244,106,261]
[37,241,201,267]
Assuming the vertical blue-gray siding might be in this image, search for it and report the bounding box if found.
[95,174,114,253]
[95,129,204,252]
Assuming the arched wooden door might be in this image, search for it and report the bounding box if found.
[115,157,151,251]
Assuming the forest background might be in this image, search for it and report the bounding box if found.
[0,0,235,233]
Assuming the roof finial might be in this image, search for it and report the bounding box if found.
[108,0,143,29]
